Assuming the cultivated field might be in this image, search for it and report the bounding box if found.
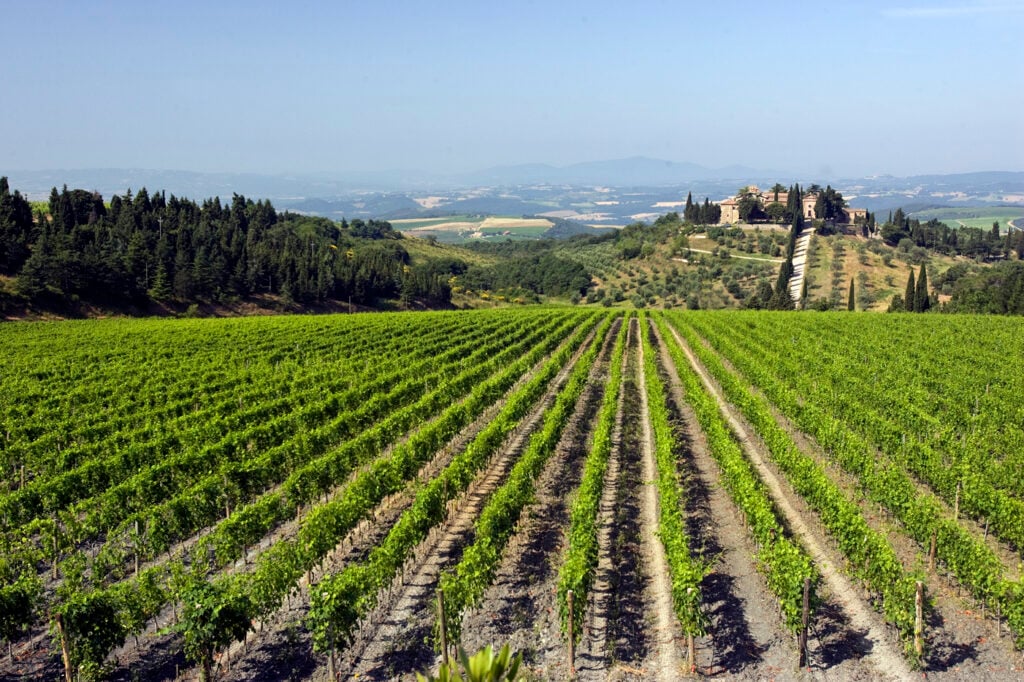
[390,216,553,243]
[2,311,1023,681]
[909,207,1024,231]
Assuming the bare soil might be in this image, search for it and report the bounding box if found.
[575,319,635,680]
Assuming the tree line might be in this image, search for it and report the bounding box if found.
[878,208,1020,260]
[683,193,723,226]
[0,178,455,312]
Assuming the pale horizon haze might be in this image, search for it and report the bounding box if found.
[2,0,1023,179]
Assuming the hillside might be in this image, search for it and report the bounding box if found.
[3,176,1022,320]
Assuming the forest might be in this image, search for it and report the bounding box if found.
[0,178,452,311]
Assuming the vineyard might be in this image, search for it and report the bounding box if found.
[2,310,1023,681]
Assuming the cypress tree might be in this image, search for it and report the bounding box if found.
[684,192,696,223]
[916,264,929,312]
[905,270,916,312]
[848,279,855,311]
[800,277,808,309]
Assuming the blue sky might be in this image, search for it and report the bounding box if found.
[2,0,1022,177]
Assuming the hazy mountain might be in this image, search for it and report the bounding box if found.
[460,157,778,186]
[4,158,780,200]
[5,167,1022,221]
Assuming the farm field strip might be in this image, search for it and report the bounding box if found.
[312,316,606,678]
[678,312,1024,650]
[1,312,483,481]
[650,316,819,637]
[690,313,1024,572]
[437,315,615,649]
[0,313,545,586]
[732,315,1024,541]
[0,316,369,436]
[82,312,576,585]
[0,310,497,465]
[573,317,634,678]
[0,316,508,533]
[636,315,694,679]
[714,313,1024,511]
[80,312,592,682]
[662,315,918,675]
[172,314,600,682]
[555,314,628,639]
[207,314,599,681]
[0,310,594,677]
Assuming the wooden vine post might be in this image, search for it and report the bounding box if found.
[954,481,961,520]
[686,587,696,675]
[798,578,810,669]
[914,581,925,659]
[438,587,449,668]
[567,589,575,675]
[327,623,337,681]
[54,613,73,682]
[928,530,937,571]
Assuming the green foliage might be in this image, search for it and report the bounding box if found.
[0,573,41,646]
[905,270,916,311]
[438,315,612,646]
[53,589,126,681]
[174,580,251,680]
[459,253,591,297]
[915,264,930,313]
[0,180,451,311]
[639,315,708,635]
[417,644,523,682]
[557,315,629,638]
[945,261,1024,314]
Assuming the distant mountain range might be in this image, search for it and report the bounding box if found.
[4,162,1022,221]
[461,157,779,186]
[2,157,788,199]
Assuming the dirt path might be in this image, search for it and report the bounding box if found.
[329,325,603,681]
[455,319,619,679]
[634,320,687,681]
[667,324,914,681]
[673,250,784,263]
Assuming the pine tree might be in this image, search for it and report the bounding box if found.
[848,279,855,311]
[905,270,916,312]
[148,261,172,300]
[916,264,929,312]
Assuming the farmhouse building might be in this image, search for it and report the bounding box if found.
[716,186,865,225]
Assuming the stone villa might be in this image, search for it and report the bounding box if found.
[717,186,866,225]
